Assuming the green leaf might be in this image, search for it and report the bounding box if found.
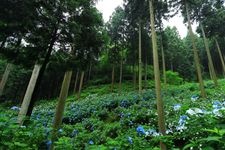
[202,146,214,150]
[198,136,221,142]
[183,143,196,150]
[14,142,28,147]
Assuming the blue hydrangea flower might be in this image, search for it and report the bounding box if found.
[213,108,222,117]
[120,100,129,108]
[71,129,79,137]
[213,101,222,109]
[128,136,133,144]
[46,140,52,150]
[191,95,199,101]
[136,125,145,135]
[36,114,40,120]
[45,128,51,137]
[89,140,94,145]
[58,128,63,133]
[120,113,125,118]
[128,120,133,126]
[173,104,181,111]
[178,115,188,126]
[145,129,159,136]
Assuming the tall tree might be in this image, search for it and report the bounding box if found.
[51,70,72,149]
[200,24,217,85]
[149,0,166,149]
[182,0,219,85]
[168,0,206,97]
[215,39,225,75]
[196,1,225,76]
[0,0,36,98]
[18,0,103,124]
[107,6,127,92]
[0,63,13,97]
[185,1,206,97]
[138,21,142,93]
[18,64,41,125]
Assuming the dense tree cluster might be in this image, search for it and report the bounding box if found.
[0,0,225,149]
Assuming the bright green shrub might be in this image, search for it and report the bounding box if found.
[166,70,183,85]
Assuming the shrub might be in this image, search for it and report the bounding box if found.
[166,70,183,85]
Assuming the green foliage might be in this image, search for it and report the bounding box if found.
[2,79,225,149]
[184,128,225,150]
[165,70,183,85]
[54,137,73,150]
[0,59,31,102]
[0,108,45,149]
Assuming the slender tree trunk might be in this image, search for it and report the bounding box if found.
[0,63,13,97]
[119,53,123,93]
[77,71,84,99]
[19,85,27,105]
[51,70,72,149]
[161,40,166,86]
[144,36,148,89]
[25,27,58,118]
[17,64,42,125]
[133,42,137,91]
[111,65,115,92]
[73,70,79,94]
[138,21,142,94]
[149,0,166,149]
[144,57,148,89]
[88,63,92,82]
[200,24,218,86]
[170,61,173,71]
[215,39,225,76]
[133,64,136,90]
[185,2,206,98]
[208,62,213,80]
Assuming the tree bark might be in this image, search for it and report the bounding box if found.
[144,42,148,89]
[170,61,173,71]
[144,58,148,89]
[185,1,206,98]
[77,71,84,99]
[215,39,225,76]
[208,62,213,80]
[25,27,58,118]
[73,70,79,94]
[161,38,166,86]
[133,64,136,90]
[138,21,142,94]
[149,0,166,149]
[51,70,72,149]
[111,65,115,92]
[88,63,92,82]
[0,63,13,97]
[17,64,41,125]
[119,52,123,93]
[200,23,217,86]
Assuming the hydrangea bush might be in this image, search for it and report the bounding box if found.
[1,80,225,149]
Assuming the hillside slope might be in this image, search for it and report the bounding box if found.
[1,80,225,149]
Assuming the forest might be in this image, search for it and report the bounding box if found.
[1,0,225,149]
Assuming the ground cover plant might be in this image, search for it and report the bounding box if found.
[1,0,225,149]
[1,80,225,149]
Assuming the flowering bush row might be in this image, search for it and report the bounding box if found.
[1,80,225,149]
